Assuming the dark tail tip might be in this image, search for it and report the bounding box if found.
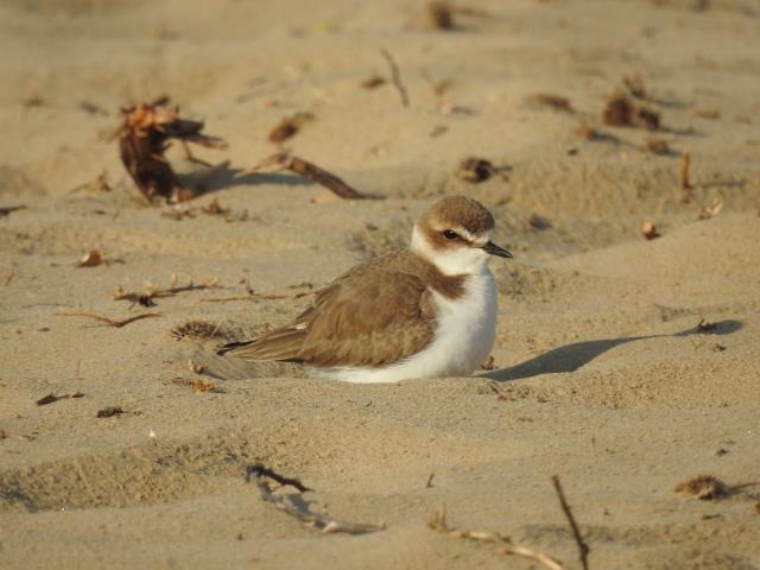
[216,341,252,356]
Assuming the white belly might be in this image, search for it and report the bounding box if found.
[315,269,499,384]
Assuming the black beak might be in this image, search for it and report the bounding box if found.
[482,241,512,258]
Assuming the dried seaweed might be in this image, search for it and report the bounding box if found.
[603,93,660,130]
[118,96,227,203]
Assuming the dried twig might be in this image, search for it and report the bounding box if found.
[678,151,692,202]
[113,274,220,306]
[380,49,409,107]
[69,171,111,195]
[428,505,564,570]
[243,152,373,199]
[245,463,385,535]
[551,475,589,570]
[55,311,162,328]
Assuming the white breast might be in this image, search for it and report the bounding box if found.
[316,267,499,384]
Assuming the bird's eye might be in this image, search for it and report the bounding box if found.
[442,229,459,241]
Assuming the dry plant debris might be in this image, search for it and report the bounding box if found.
[77,250,105,268]
[424,2,489,30]
[675,475,759,502]
[360,74,387,89]
[427,1,455,29]
[576,122,602,141]
[622,75,647,100]
[428,505,564,570]
[678,151,693,202]
[268,112,314,144]
[528,213,552,230]
[646,137,671,155]
[118,96,228,203]
[698,198,723,220]
[695,109,721,120]
[96,406,125,418]
[480,354,496,370]
[603,93,660,130]
[641,221,660,240]
[159,200,248,222]
[36,392,84,406]
[533,93,573,112]
[170,320,226,341]
[113,274,220,306]
[380,49,409,107]
[243,152,373,199]
[55,310,161,328]
[200,278,311,304]
[22,95,45,110]
[457,157,496,183]
[675,475,728,500]
[697,319,717,332]
[170,377,223,393]
[245,463,385,535]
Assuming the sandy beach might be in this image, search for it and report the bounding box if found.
[1,1,759,568]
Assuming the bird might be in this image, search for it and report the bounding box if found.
[218,195,512,383]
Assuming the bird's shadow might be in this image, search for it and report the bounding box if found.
[482,319,742,383]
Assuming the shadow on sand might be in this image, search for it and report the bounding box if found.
[483,319,742,383]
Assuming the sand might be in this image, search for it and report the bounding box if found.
[1,0,759,568]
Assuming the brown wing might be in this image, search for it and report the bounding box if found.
[220,252,437,367]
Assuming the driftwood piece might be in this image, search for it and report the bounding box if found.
[118,96,228,203]
[428,505,564,570]
[245,463,385,535]
[243,152,376,200]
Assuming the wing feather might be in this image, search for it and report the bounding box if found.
[220,252,442,368]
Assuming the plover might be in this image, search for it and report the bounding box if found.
[218,195,511,383]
